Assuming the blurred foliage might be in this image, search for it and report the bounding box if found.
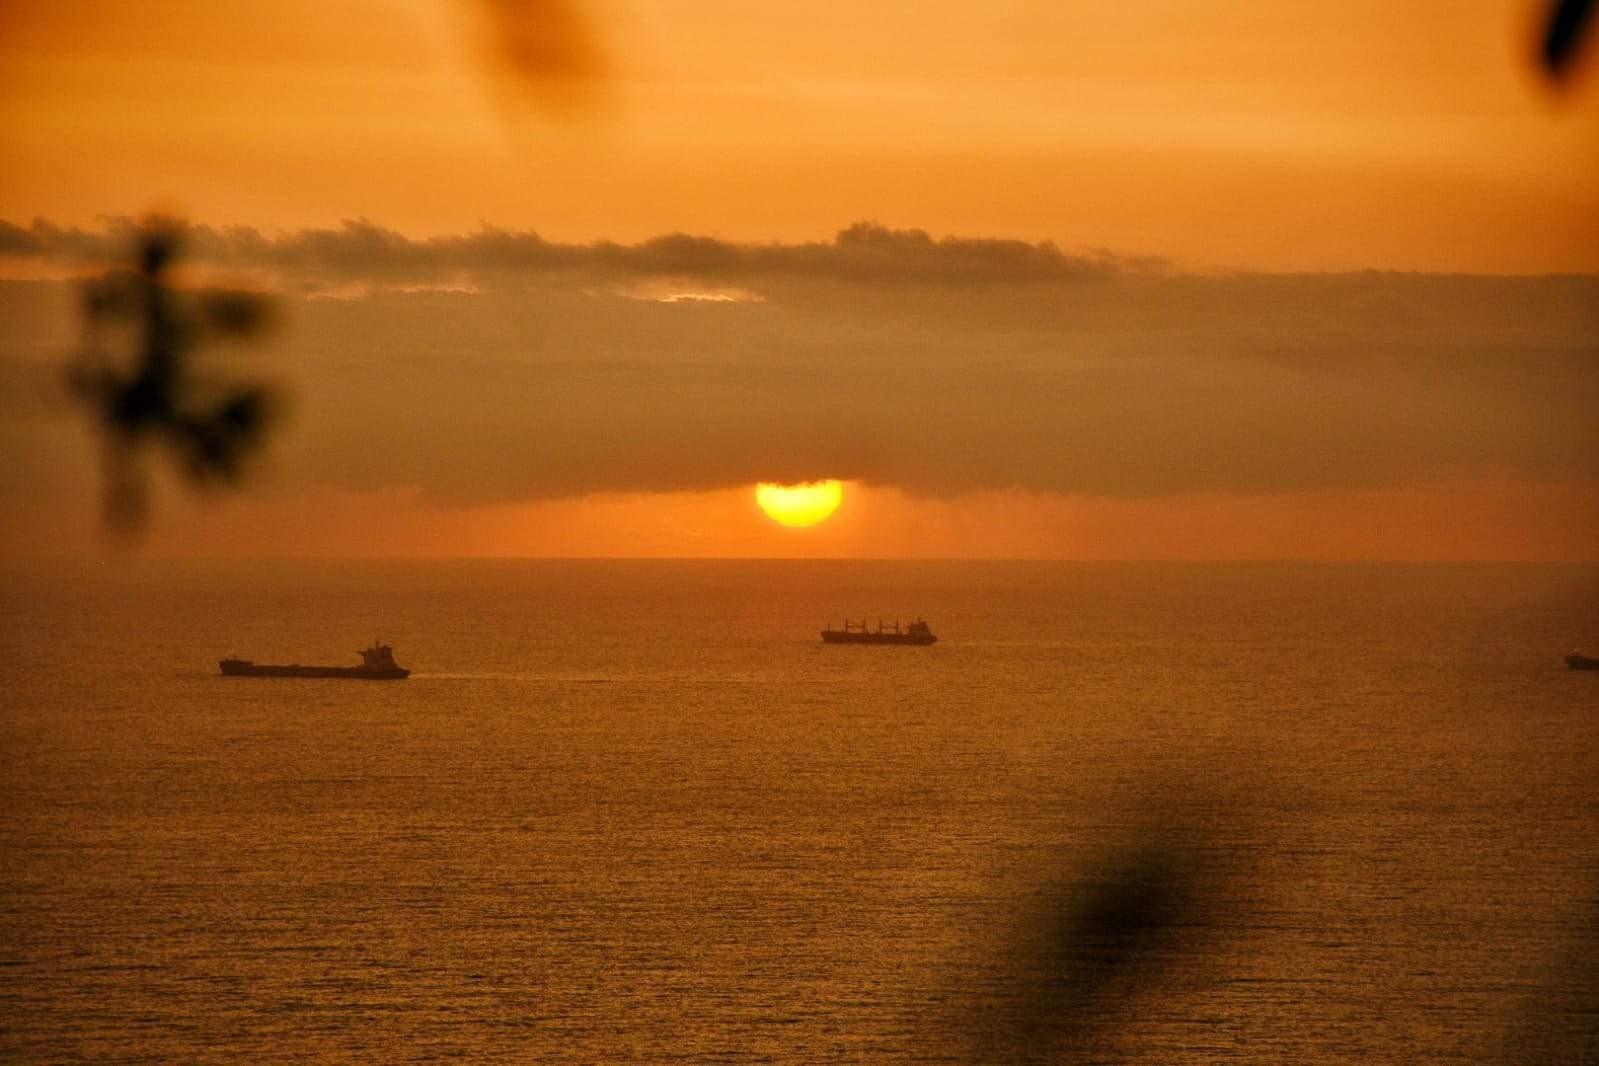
[958,821,1247,1063]
[1540,0,1596,82]
[67,220,279,537]
[471,0,610,115]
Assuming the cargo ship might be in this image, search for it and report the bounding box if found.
[821,619,937,645]
[219,641,410,680]
[1567,652,1599,671]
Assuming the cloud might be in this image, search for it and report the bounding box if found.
[3,219,1596,513]
[0,218,1133,291]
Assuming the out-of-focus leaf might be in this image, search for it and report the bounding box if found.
[173,387,277,483]
[200,290,274,338]
[81,272,142,323]
[1541,0,1596,81]
[470,0,610,114]
[67,222,282,536]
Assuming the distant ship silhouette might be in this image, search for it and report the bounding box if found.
[821,619,937,646]
[219,641,410,679]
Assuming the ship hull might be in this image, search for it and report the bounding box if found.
[219,660,409,680]
[1567,654,1599,671]
[820,632,936,646]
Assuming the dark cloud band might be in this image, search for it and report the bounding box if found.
[3,218,1595,506]
[0,218,1131,289]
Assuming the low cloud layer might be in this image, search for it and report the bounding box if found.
[0,218,1133,290]
[3,218,1596,514]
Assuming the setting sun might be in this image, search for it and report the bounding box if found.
[754,480,843,528]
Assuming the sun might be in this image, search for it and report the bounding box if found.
[755,480,844,528]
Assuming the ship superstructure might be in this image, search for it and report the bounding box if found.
[820,619,937,646]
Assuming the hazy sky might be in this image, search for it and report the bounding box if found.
[4,0,1597,270]
[1,2,1595,558]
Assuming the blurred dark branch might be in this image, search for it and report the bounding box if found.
[67,219,280,537]
[997,845,1206,1061]
[948,796,1252,1064]
[470,0,611,115]
[1540,0,1596,82]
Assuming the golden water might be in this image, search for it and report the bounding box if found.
[2,561,1595,1061]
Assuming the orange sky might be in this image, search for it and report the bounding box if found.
[140,479,1599,561]
[2,0,1595,272]
[4,468,1596,563]
[1,1,1596,560]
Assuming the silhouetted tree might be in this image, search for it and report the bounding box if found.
[67,220,279,536]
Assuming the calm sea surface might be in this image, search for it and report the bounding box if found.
[1,560,1595,1062]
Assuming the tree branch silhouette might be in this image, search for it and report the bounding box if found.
[1540,0,1597,82]
[67,220,280,537]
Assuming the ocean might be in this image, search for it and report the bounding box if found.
[1,560,1595,1062]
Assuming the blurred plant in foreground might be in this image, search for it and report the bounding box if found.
[1540,0,1596,83]
[67,220,279,537]
[471,0,610,115]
